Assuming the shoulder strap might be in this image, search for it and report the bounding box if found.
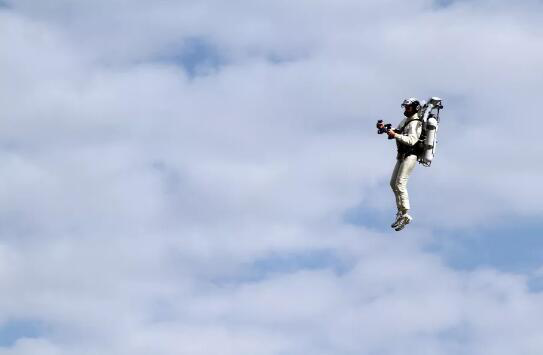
[399,118,423,133]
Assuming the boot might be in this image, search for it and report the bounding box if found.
[394,213,413,231]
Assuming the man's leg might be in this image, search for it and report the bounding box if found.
[390,159,403,227]
[395,155,417,213]
[391,155,417,231]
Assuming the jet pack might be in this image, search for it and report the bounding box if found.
[417,97,443,167]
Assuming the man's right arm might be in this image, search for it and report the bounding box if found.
[395,120,421,146]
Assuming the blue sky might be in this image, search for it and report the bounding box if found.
[0,320,45,347]
[345,205,543,273]
[1,0,543,354]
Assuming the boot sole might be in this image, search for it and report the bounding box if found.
[394,217,412,231]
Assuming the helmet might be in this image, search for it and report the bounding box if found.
[401,97,421,110]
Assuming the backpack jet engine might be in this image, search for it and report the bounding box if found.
[418,97,443,167]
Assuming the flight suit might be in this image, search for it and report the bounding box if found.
[390,113,422,213]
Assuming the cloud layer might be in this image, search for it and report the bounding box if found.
[1,0,543,354]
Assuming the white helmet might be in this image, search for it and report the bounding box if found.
[401,97,421,110]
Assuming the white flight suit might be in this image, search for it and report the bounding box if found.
[390,113,422,212]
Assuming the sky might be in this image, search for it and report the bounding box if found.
[0,0,543,354]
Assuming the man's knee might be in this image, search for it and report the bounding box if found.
[390,178,399,192]
[397,175,409,189]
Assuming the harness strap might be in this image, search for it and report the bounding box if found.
[399,118,423,134]
[396,117,424,160]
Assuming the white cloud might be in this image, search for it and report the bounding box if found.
[1,1,543,354]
